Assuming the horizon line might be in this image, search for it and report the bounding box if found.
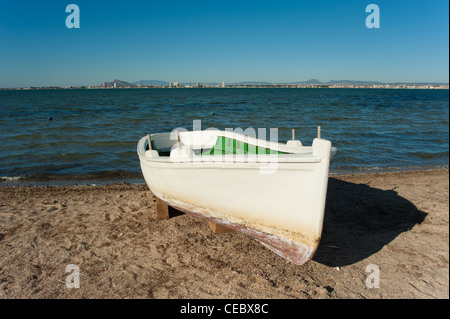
[2,79,449,89]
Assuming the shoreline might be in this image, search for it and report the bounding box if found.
[1,166,448,187]
[0,168,448,298]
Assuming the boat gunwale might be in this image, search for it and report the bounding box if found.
[137,134,335,165]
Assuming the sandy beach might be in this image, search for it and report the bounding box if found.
[0,169,448,299]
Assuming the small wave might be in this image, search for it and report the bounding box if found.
[0,170,145,186]
[411,151,449,160]
[22,170,143,181]
[1,176,22,181]
[330,164,449,175]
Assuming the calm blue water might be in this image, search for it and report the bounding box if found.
[0,88,448,184]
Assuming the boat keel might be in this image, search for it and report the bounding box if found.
[156,197,316,265]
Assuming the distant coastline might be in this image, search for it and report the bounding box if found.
[1,78,448,90]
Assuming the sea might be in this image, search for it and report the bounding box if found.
[0,88,448,185]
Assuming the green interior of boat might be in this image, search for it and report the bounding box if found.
[148,136,290,156]
[200,136,289,155]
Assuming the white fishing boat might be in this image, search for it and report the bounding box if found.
[137,127,337,265]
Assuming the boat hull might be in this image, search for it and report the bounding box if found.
[138,135,332,265]
[157,196,316,265]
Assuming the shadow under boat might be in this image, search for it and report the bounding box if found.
[313,177,427,267]
[158,176,427,267]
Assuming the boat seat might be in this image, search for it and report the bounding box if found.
[145,150,159,158]
[170,145,195,161]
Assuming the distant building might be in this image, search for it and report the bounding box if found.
[222,81,225,88]
[173,82,179,87]
[138,82,142,88]
[113,82,117,88]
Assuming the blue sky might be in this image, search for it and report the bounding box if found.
[1,0,448,87]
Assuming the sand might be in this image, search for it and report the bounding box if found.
[0,169,448,299]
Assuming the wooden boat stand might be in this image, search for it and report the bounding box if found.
[155,197,233,234]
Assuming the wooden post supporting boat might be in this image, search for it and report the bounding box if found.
[208,221,233,234]
[155,197,169,220]
[318,126,321,138]
[292,129,295,140]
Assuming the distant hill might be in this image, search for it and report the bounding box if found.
[101,79,135,88]
[302,79,323,84]
[291,79,323,85]
[325,79,386,85]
